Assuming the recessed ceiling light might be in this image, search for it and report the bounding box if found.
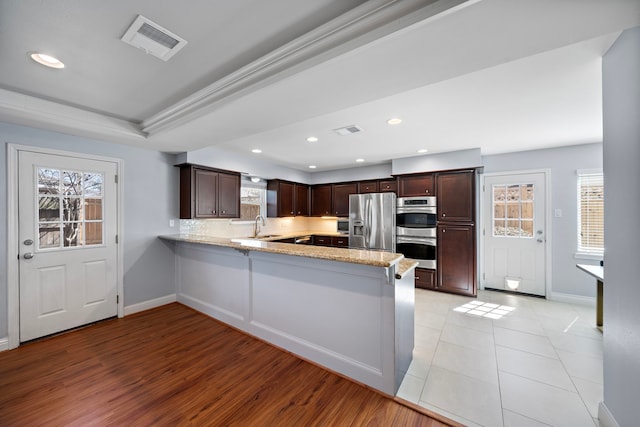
[308,165,317,169]
[306,136,318,143]
[355,158,365,163]
[251,149,262,154]
[29,52,65,69]
[417,149,428,153]
[387,118,402,125]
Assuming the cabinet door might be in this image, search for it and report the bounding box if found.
[313,236,331,246]
[398,174,434,197]
[279,182,295,216]
[218,172,240,218]
[415,267,436,290]
[331,236,349,248]
[437,224,476,296]
[295,184,309,216]
[437,170,474,222]
[378,179,397,193]
[358,180,379,194]
[194,169,218,218]
[311,184,332,216]
[332,183,357,217]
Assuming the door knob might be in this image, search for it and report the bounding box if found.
[23,252,34,259]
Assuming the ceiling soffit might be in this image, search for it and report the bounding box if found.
[139,0,474,135]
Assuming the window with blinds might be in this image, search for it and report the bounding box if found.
[577,171,604,255]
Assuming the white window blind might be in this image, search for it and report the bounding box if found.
[577,171,604,255]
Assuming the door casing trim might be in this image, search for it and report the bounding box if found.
[6,144,124,349]
[479,169,552,298]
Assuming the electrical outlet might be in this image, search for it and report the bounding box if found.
[169,219,175,227]
[554,209,562,218]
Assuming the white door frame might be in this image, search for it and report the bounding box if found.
[480,169,552,298]
[6,144,124,349]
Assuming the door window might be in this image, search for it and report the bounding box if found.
[492,184,534,238]
[37,167,104,250]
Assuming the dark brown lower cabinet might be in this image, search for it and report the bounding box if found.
[331,236,349,247]
[311,235,348,247]
[437,224,476,296]
[414,268,436,290]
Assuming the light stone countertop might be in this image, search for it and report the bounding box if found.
[395,259,420,279]
[159,233,405,268]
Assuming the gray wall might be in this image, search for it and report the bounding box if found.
[602,27,640,426]
[1,122,178,338]
[482,143,603,298]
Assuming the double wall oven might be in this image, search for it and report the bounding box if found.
[396,196,436,269]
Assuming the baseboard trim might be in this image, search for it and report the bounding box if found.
[550,292,596,307]
[124,294,177,316]
[0,337,9,352]
[598,401,619,427]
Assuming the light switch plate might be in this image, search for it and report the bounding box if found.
[554,209,562,218]
[169,219,175,227]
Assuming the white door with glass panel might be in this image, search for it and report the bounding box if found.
[19,151,118,341]
[483,172,546,296]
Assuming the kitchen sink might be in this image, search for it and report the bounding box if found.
[256,234,283,239]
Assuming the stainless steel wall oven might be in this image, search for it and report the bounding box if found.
[396,196,437,269]
[396,196,437,237]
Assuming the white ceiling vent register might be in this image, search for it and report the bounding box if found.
[333,125,363,136]
[121,15,187,61]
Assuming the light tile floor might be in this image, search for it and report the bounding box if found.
[397,289,602,427]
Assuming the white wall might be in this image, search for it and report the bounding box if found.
[601,26,640,426]
[482,143,602,299]
[0,122,178,338]
[392,148,482,175]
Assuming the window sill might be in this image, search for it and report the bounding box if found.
[574,252,603,261]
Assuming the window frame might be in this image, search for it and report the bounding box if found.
[576,169,604,259]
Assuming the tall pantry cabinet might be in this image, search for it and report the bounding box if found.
[436,169,477,296]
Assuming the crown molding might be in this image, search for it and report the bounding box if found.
[141,0,474,135]
[0,88,147,143]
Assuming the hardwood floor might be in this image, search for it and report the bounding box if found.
[0,303,453,426]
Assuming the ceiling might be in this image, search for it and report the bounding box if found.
[1,0,639,172]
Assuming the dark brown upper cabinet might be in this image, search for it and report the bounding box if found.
[378,178,397,193]
[311,184,332,216]
[436,170,475,223]
[332,183,358,217]
[398,174,434,197]
[267,180,309,217]
[295,183,309,216]
[358,180,379,194]
[179,164,240,219]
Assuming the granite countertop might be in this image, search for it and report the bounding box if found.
[395,259,420,279]
[159,233,404,268]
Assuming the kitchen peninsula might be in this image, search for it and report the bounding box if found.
[160,234,417,396]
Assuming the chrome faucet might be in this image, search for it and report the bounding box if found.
[254,215,265,237]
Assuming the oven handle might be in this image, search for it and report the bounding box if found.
[396,236,436,245]
[396,206,437,214]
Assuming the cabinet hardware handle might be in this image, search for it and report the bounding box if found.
[442,213,446,217]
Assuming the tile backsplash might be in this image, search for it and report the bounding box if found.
[180,217,338,238]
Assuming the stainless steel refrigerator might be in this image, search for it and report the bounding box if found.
[349,192,396,252]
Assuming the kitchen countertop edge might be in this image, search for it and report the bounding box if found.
[159,234,404,268]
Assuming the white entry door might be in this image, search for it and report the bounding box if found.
[18,151,118,342]
[483,172,547,296]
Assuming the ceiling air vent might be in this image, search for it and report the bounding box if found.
[333,125,363,136]
[121,15,187,61]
